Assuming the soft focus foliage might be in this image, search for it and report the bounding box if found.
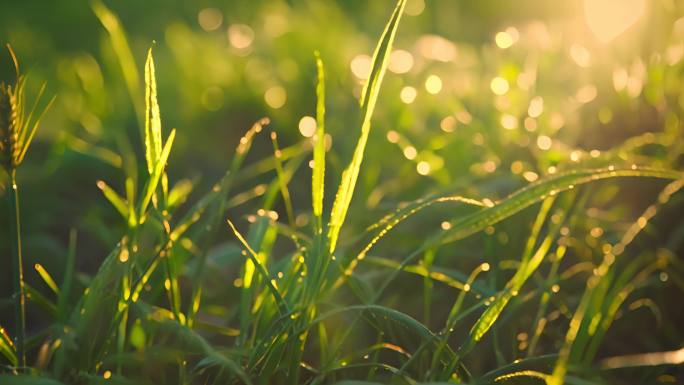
[1,0,683,384]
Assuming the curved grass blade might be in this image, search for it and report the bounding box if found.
[96,180,128,219]
[327,0,407,254]
[142,311,252,385]
[227,220,289,315]
[452,197,559,367]
[138,128,176,218]
[548,177,684,385]
[34,263,59,295]
[91,0,142,121]
[143,48,162,175]
[434,167,682,246]
[312,52,326,222]
[336,195,485,287]
[0,324,17,366]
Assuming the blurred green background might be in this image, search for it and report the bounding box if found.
[1,0,683,376]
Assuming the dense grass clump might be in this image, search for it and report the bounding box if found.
[1,1,684,384]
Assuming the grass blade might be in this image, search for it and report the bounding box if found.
[327,0,407,254]
[91,0,142,122]
[143,48,162,175]
[312,52,326,222]
[138,128,176,218]
[57,230,77,322]
[435,167,682,246]
[96,180,129,219]
[0,324,17,366]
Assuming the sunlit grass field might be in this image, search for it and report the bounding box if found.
[1,0,684,384]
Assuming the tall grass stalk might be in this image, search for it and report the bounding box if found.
[8,170,25,367]
[1,45,53,368]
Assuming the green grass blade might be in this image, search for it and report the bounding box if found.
[96,180,129,219]
[138,128,176,218]
[435,167,682,246]
[91,0,142,122]
[327,0,407,254]
[34,263,59,295]
[270,132,295,226]
[58,229,77,322]
[0,324,17,366]
[143,48,163,175]
[312,52,326,222]
[228,220,289,315]
[548,177,684,385]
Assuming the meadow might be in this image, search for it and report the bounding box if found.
[1,0,683,384]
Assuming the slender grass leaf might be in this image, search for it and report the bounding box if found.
[143,48,162,175]
[34,263,59,295]
[97,180,128,219]
[138,128,176,218]
[327,0,407,254]
[0,324,17,366]
[312,52,326,221]
[91,0,142,122]
[435,167,682,246]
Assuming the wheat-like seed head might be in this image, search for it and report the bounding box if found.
[0,83,10,169]
[0,45,54,171]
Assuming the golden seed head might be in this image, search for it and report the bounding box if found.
[0,84,14,169]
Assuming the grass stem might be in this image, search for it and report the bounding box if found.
[9,170,26,367]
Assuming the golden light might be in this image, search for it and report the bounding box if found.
[405,0,425,16]
[389,50,414,74]
[527,96,544,118]
[536,135,552,150]
[400,86,417,104]
[417,35,457,62]
[228,24,254,49]
[575,84,597,104]
[440,116,456,133]
[403,146,417,160]
[264,86,286,108]
[490,76,509,95]
[350,54,372,79]
[298,116,316,137]
[495,31,514,49]
[416,161,431,175]
[386,130,400,143]
[198,8,223,31]
[613,68,629,92]
[425,75,443,94]
[523,171,539,182]
[500,113,518,130]
[583,0,646,43]
[569,44,591,68]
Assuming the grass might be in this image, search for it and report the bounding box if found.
[1,1,684,384]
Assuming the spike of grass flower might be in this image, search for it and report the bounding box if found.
[0,45,54,368]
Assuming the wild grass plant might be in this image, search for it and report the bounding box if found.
[1,1,684,384]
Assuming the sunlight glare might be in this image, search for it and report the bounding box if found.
[583,0,646,43]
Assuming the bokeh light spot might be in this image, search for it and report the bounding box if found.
[264,86,287,108]
[198,8,223,31]
[490,77,509,95]
[389,50,414,74]
[425,75,443,94]
[298,116,316,137]
[400,86,417,104]
[228,24,254,49]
